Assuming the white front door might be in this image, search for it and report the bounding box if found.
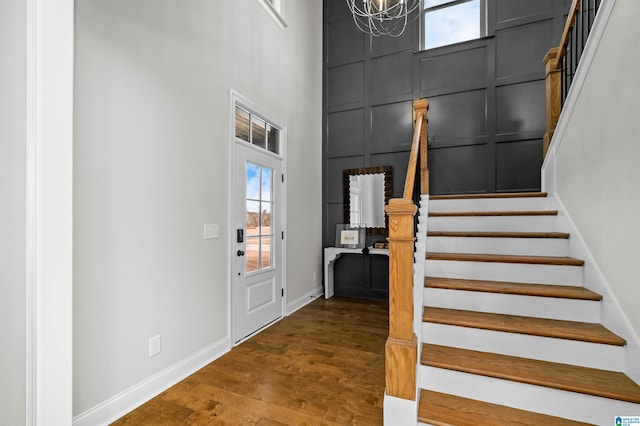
[233,141,283,342]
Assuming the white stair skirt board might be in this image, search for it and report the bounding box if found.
[429,197,550,213]
[428,215,558,233]
[554,195,640,384]
[538,0,640,386]
[425,259,584,286]
[419,366,640,425]
[423,288,600,322]
[426,236,569,257]
[421,323,624,371]
[383,393,418,426]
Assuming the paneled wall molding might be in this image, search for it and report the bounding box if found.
[495,10,558,30]
[323,0,569,297]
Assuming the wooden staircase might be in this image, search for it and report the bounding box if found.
[417,192,640,425]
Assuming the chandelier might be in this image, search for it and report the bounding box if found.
[346,0,421,37]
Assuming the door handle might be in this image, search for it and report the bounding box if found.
[237,250,245,257]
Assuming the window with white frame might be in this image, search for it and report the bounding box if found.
[422,0,486,50]
[257,0,287,30]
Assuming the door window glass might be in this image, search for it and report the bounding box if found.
[245,162,274,273]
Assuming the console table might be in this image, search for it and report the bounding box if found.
[323,247,389,299]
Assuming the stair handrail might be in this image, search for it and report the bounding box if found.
[384,99,429,402]
[553,0,582,71]
[403,99,430,198]
[544,0,601,157]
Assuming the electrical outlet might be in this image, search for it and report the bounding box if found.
[313,272,317,281]
[204,224,219,239]
[149,335,161,357]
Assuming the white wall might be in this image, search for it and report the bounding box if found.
[74,0,322,417]
[555,0,640,340]
[0,0,27,424]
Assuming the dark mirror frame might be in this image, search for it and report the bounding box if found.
[343,166,393,235]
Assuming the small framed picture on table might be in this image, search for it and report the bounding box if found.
[335,224,366,249]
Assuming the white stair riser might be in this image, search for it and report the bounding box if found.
[427,236,569,257]
[429,215,558,233]
[425,259,583,286]
[429,197,550,213]
[422,323,623,371]
[423,288,599,322]
[420,366,640,425]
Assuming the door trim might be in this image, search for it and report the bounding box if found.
[26,0,74,423]
[228,90,287,344]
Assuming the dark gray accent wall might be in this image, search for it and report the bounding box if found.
[323,0,570,299]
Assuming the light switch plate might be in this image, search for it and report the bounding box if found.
[149,335,161,357]
[204,224,219,239]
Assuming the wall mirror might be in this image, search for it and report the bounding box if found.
[343,166,392,235]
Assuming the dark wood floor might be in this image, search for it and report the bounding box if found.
[111,297,388,425]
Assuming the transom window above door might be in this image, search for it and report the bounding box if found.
[235,106,280,155]
[422,0,486,50]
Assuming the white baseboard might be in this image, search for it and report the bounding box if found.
[73,337,231,426]
[286,286,323,315]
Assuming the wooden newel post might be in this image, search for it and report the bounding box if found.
[544,47,561,158]
[384,198,417,400]
[413,99,429,195]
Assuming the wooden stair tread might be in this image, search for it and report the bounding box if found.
[424,276,602,301]
[418,390,594,426]
[426,252,585,266]
[428,231,570,239]
[423,307,625,346]
[421,344,640,404]
[429,210,557,217]
[430,192,548,200]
